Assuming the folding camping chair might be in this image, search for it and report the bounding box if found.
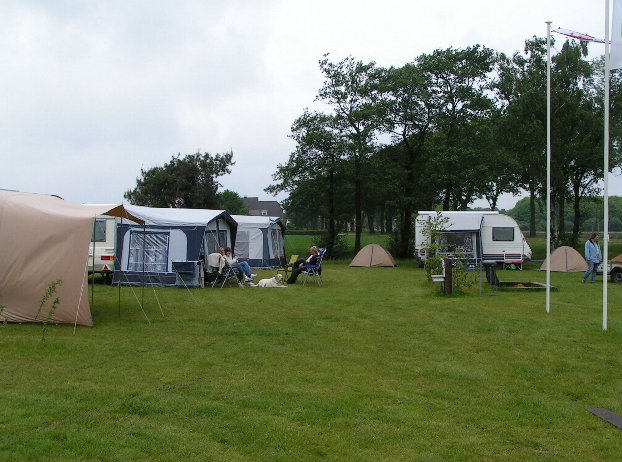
[277,254,299,279]
[206,252,243,288]
[301,248,326,286]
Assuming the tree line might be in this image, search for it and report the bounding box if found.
[267,37,622,257]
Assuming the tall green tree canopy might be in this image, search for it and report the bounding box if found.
[125,150,235,208]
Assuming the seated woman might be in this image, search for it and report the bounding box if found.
[286,246,319,284]
[223,247,256,282]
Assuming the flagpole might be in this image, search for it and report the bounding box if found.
[546,21,552,314]
[603,0,610,331]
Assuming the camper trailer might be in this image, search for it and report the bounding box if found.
[414,211,532,265]
[88,216,117,278]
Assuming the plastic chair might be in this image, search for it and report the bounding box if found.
[277,254,299,279]
[301,248,326,286]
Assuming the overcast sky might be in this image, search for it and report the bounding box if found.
[1,0,616,210]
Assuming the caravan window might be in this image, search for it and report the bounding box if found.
[128,231,169,272]
[492,227,514,241]
[92,219,107,243]
[437,232,475,255]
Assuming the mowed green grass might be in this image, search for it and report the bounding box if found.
[1,261,621,461]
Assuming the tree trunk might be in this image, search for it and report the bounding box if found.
[529,183,536,238]
[354,157,362,254]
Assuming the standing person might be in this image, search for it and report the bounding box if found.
[223,247,256,282]
[287,246,319,284]
[582,233,602,283]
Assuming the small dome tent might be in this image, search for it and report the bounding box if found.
[350,244,395,267]
[540,246,587,272]
[611,253,622,264]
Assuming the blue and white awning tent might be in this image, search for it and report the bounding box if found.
[113,205,237,286]
[231,215,286,269]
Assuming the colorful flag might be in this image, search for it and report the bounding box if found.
[552,27,605,43]
[612,0,622,69]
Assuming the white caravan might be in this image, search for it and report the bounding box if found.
[414,211,532,265]
[88,215,117,278]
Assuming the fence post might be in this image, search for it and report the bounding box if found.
[444,258,453,295]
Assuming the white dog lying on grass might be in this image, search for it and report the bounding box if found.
[251,273,287,288]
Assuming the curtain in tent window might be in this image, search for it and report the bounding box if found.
[235,230,250,258]
[128,231,169,272]
[205,230,228,253]
[270,229,284,257]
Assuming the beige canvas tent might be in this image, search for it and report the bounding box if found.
[611,253,622,264]
[540,245,587,272]
[350,244,395,267]
[0,190,142,326]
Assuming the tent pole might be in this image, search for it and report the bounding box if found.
[91,216,96,311]
[118,212,124,317]
[546,21,552,314]
[603,0,611,331]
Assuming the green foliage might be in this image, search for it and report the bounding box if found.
[1,265,622,460]
[36,279,63,342]
[312,232,349,259]
[508,196,622,233]
[451,261,477,291]
[125,150,235,208]
[217,189,249,214]
[277,39,622,250]
[418,209,449,281]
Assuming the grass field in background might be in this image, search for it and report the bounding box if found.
[1,259,621,461]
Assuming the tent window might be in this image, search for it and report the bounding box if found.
[92,219,107,243]
[236,230,250,258]
[270,229,283,257]
[218,231,228,249]
[492,227,514,242]
[205,230,228,253]
[205,231,218,253]
[128,231,169,272]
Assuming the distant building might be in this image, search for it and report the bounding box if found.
[242,197,284,219]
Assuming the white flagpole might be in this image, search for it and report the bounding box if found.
[603,0,610,331]
[546,21,552,314]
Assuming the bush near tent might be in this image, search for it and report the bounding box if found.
[0,190,143,326]
[540,245,588,272]
[350,244,396,267]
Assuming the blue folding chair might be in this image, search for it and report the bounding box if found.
[301,248,326,286]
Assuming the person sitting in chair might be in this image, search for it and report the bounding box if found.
[223,247,256,283]
[286,246,319,284]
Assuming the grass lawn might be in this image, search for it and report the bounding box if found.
[1,259,621,461]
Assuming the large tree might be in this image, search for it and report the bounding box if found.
[375,62,439,257]
[316,54,380,253]
[497,37,549,237]
[267,110,351,255]
[125,151,234,208]
[417,45,499,209]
